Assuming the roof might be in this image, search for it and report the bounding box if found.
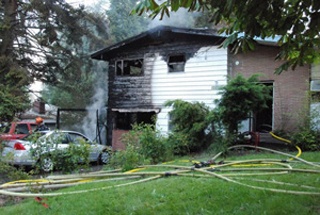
[91,25,223,60]
[91,25,279,61]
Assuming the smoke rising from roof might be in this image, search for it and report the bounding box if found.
[148,5,201,29]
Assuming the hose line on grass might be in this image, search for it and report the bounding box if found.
[269,131,302,159]
[0,145,319,197]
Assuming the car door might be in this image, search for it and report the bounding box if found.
[68,132,99,161]
[48,132,70,151]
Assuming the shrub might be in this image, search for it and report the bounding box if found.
[216,74,272,135]
[109,145,145,172]
[121,123,171,164]
[291,129,320,151]
[165,100,213,153]
[109,123,172,171]
[165,132,190,155]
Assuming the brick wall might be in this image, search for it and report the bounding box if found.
[229,45,310,131]
[112,129,128,150]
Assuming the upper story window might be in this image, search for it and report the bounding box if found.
[116,59,144,76]
[167,54,186,73]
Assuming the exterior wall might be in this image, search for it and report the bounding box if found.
[106,40,228,141]
[112,129,128,150]
[229,45,310,131]
[107,53,153,109]
[148,46,228,133]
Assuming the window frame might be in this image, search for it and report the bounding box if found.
[167,54,186,73]
[115,58,144,76]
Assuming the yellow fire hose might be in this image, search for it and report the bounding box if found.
[0,144,319,197]
[269,131,302,159]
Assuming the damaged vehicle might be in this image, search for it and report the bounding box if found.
[1,130,111,172]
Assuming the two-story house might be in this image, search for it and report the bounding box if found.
[91,25,310,149]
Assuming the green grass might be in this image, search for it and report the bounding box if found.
[0,151,319,215]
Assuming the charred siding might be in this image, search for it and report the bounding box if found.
[108,39,221,110]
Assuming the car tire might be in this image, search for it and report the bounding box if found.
[41,157,54,172]
[99,151,110,164]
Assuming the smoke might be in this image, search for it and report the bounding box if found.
[148,5,201,29]
[81,61,108,144]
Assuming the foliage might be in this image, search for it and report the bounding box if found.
[0,0,109,120]
[216,74,272,135]
[290,107,320,151]
[30,134,90,173]
[0,158,30,183]
[0,56,31,121]
[109,145,145,172]
[291,129,320,151]
[106,0,150,43]
[165,99,214,153]
[111,123,172,171]
[131,0,320,74]
[165,132,190,155]
[0,84,30,121]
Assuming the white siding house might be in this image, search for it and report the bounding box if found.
[149,46,228,133]
[91,25,311,149]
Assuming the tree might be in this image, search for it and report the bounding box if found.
[106,0,150,42]
[0,0,109,120]
[131,0,320,74]
[216,74,271,135]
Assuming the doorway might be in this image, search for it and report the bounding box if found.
[255,82,273,132]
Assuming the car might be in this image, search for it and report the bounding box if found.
[0,121,38,140]
[1,130,111,172]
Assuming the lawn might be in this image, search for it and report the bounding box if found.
[0,148,319,215]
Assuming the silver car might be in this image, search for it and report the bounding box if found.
[1,130,111,172]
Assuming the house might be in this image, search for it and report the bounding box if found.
[91,25,311,149]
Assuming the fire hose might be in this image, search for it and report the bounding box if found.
[0,145,319,197]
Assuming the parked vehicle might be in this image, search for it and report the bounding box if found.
[0,121,38,140]
[1,130,111,172]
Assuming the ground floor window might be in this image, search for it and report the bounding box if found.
[114,112,156,130]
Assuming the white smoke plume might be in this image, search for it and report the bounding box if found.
[148,1,202,29]
[82,61,108,145]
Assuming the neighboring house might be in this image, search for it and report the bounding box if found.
[91,25,311,149]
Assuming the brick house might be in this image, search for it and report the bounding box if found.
[91,25,311,149]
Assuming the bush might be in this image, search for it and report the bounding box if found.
[165,100,213,153]
[165,132,190,155]
[121,123,171,164]
[109,145,145,172]
[109,123,172,171]
[291,129,320,151]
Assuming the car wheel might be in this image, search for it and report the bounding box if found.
[41,157,54,172]
[99,151,110,164]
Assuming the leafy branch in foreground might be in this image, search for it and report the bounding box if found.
[131,0,320,74]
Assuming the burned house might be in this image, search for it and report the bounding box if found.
[91,25,311,149]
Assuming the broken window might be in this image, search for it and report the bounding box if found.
[167,54,186,73]
[116,59,144,76]
[114,112,156,130]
